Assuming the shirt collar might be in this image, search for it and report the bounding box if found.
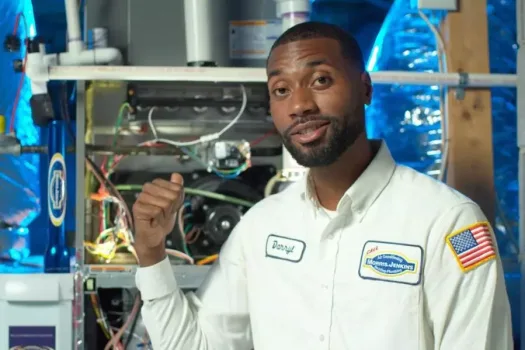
[300,140,396,219]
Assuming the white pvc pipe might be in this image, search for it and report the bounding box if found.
[184,0,214,64]
[64,0,83,53]
[28,66,517,86]
[275,0,310,33]
[43,48,122,66]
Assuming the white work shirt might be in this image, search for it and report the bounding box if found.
[136,141,513,350]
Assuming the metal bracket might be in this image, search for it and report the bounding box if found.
[455,72,469,100]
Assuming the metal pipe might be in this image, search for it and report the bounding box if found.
[38,65,517,86]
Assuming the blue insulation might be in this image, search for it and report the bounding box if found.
[366,0,519,258]
[0,0,40,228]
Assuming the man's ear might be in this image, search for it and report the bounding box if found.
[361,72,372,105]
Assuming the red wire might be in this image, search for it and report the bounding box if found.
[250,129,277,146]
[13,13,20,35]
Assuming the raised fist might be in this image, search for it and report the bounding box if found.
[132,173,184,263]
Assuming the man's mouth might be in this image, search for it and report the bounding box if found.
[290,120,330,144]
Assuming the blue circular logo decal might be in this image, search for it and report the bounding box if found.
[48,153,66,227]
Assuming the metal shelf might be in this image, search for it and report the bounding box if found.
[85,264,211,290]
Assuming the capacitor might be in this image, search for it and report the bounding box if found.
[0,115,6,134]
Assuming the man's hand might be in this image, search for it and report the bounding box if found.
[132,173,184,266]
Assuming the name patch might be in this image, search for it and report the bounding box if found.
[359,240,423,285]
[265,234,305,263]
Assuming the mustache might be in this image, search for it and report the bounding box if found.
[283,115,336,137]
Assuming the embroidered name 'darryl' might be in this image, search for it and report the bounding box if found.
[265,234,306,263]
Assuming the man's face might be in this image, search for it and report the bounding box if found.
[267,38,372,167]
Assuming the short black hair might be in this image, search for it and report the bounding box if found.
[269,21,365,71]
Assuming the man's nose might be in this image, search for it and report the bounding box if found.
[289,88,318,119]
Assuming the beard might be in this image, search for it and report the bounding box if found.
[281,110,365,168]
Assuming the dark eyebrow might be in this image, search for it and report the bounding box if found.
[267,59,328,79]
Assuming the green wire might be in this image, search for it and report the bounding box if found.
[107,103,131,171]
[115,185,255,207]
[182,224,192,256]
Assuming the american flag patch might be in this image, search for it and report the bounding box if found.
[446,222,496,272]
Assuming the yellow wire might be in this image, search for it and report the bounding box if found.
[90,294,111,338]
[197,254,218,265]
[85,83,95,197]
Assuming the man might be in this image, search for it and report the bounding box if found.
[132,22,513,349]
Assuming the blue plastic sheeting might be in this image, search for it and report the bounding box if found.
[0,0,40,227]
[366,0,519,258]
[366,0,444,175]
[487,0,519,252]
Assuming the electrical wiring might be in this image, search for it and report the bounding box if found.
[145,111,251,178]
[185,226,202,244]
[104,293,142,350]
[115,184,255,207]
[178,204,192,256]
[103,102,133,174]
[147,84,247,146]
[68,85,142,348]
[84,228,135,262]
[264,169,303,197]
[197,254,218,265]
[249,129,277,146]
[83,84,255,346]
[90,293,125,349]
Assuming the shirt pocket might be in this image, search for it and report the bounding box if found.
[334,279,422,350]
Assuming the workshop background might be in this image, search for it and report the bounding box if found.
[0,0,520,349]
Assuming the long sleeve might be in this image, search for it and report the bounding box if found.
[424,202,513,349]
[135,224,252,350]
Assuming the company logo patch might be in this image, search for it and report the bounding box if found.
[48,153,66,227]
[359,240,423,285]
[265,234,306,263]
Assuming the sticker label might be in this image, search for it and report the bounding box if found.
[9,326,56,349]
[48,153,66,227]
[265,234,305,262]
[229,20,282,59]
[359,240,423,285]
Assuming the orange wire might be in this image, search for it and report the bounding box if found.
[197,254,218,265]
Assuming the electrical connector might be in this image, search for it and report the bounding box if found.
[199,133,220,143]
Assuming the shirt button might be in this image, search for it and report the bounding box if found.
[319,335,325,342]
[321,284,329,289]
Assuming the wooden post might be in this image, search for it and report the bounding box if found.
[441,0,495,223]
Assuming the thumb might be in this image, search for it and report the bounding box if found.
[170,173,184,186]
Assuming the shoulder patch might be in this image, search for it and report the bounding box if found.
[445,221,496,272]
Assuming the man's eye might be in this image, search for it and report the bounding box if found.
[314,76,331,85]
[274,88,289,96]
